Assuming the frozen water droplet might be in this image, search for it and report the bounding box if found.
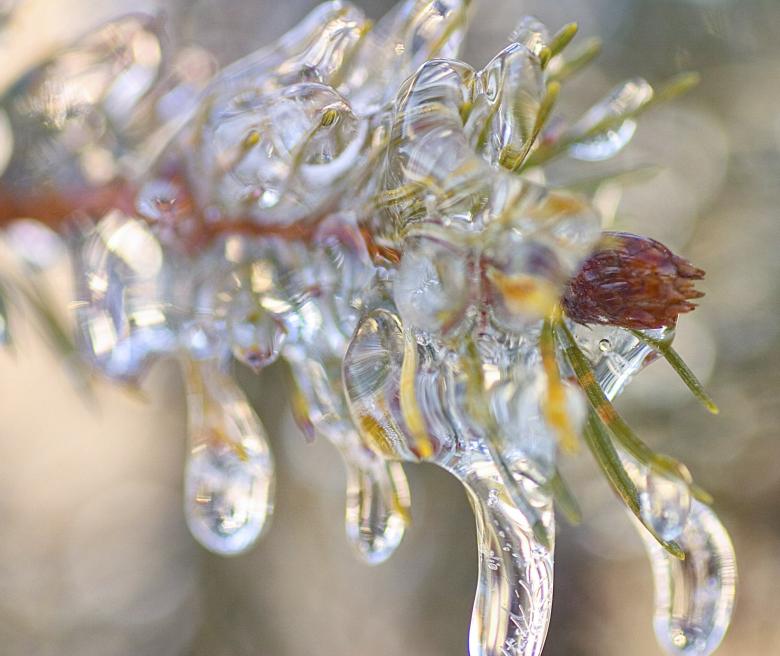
[72,211,177,382]
[343,305,410,460]
[183,358,275,555]
[345,457,410,565]
[569,78,654,161]
[510,16,550,57]
[641,468,692,542]
[569,120,638,162]
[394,235,471,334]
[4,219,65,270]
[477,43,545,169]
[637,501,736,656]
[226,291,286,371]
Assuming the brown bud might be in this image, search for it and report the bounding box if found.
[562,231,705,329]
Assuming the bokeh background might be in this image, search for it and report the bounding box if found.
[0,0,778,654]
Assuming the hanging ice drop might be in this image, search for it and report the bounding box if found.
[344,456,410,565]
[638,500,736,656]
[182,356,275,555]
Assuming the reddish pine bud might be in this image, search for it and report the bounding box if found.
[562,231,705,329]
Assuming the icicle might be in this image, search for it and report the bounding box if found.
[458,459,554,656]
[287,341,411,565]
[344,286,556,654]
[636,500,737,656]
[344,454,410,565]
[182,356,275,555]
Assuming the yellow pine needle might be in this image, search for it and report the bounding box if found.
[399,330,434,459]
[386,462,413,526]
[356,408,401,459]
[548,22,579,59]
[540,316,579,454]
[507,80,560,172]
[486,269,560,317]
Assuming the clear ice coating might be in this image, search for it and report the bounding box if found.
[65,0,473,561]
[182,356,275,555]
[567,78,654,162]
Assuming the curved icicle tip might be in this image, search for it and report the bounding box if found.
[458,460,554,656]
[634,500,736,656]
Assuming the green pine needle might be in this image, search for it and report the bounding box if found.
[628,328,719,415]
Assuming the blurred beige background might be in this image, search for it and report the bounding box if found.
[1,0,779,654]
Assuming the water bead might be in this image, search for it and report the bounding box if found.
[344,457,411,565]
[182,357,275,556]
[394,235,472,334]
[510,16,551,58]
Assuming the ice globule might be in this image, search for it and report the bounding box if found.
[71,210,178,382]
[182,355,275,556]
[638,501,737,656]
[567,77,654,162]
[573,322,736,655]
[0,15,166,192]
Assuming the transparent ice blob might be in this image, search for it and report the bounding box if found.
[182,356,275,555]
